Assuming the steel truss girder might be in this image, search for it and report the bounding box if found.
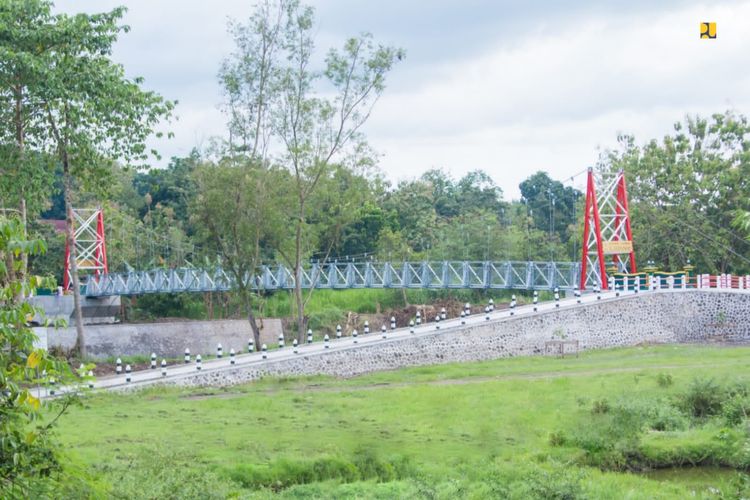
[85,260,582,297]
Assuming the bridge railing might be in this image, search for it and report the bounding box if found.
[696,273,750,290]
[84,260,584,297]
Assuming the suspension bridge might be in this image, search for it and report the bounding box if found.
[65,169,650,297]
[83,260,583,296]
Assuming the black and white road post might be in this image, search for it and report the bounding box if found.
[150,353,157,369]
[364,321,370,335]
[390,316,396,330]
[489,298,494,312]
[460,311,466,325]
[184,348,191,364]
[261,344,268,359]
[410,320,415,333]
[440,307,447,321]
[278,333,285,349]
[595,284,601,300]
[125,364,131,383]
[217,343,223,358]
[324,334,330,348]
[415,311,422,325]
[336,324,342,339]
[196,354,202,371]
[87,370,94,389]
[464,302,471,316]
[49,377,56,395]
[293,339,299,353]
[435,315,440,330]
[307,329,313,344]
[381,324,387,338]
[554,287,560,308]
[230,348,236,365]
[533,291,538,312]
[248,338,254,353]
[352,329,358,343]
[485,306,490,321]
[116,357,122,375]
[510,295,516,316]
[161,359,167,376]
[575,289,581,304]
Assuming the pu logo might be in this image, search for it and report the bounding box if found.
[700,22,716,39]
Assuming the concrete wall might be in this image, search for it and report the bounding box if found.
[29,295,121,325]
[163,290,750,388]
[41,318,283,359]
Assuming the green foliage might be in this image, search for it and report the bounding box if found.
[126,293,206,321]
[51,345,750,498]
[0,216,88,496]
[591,398,610,414]
[601,111,750,273]
[679,378,725,419]
[520,171,581,244]
[721,394,750,426]
[656,372,674,388]
[113,447,235,499]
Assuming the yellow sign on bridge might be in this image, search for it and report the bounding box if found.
[602,240,633,255]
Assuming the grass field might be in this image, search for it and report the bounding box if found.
[55,344,750,498]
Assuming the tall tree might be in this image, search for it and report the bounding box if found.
[519,171,581,245]
[0,0,59,284]
[600,111,750,273]
[36,6,174,356]
[221,0,403,340]
[192,159,288,348]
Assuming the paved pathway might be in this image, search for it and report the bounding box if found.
[44,287,717,396]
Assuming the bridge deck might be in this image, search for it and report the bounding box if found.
[84,260,584,296]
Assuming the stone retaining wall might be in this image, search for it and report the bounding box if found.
[39,318,283,359]
[168,290,750,387]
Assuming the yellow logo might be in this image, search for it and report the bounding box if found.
[700,22,716,39]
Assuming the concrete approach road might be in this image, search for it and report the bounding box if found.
[41,287,699,397]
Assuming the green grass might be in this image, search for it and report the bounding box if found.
[127,288,531,325]
[54,344,750,498]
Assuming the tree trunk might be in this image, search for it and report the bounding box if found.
[294,210,305,343]
[63,157,86,358]
[14,84,28,281]
[243,290,261,350]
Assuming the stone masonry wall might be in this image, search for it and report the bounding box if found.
[163,290,750,388]
[40,318,284,359]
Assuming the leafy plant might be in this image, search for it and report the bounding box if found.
[656,372,673,388]
[679,377,725,418]
[0,216,87,496]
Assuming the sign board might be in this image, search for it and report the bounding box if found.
[602,240,633,255]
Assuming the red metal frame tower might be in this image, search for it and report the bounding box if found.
[580,168,636,290]
[63,207,108,290]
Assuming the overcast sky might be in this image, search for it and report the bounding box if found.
[53,0,748,199]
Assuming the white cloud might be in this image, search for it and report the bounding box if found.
[52,0,750,199]
[363,1,750,197]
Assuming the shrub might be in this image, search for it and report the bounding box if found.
[722,395,750,426]
[591,399,610,414]
[656,372,673,388]
[116,448,236,499]
[492,460,587,500]
[548,430,567,447]
[679,378,725,418]
[646,404,688,431]
[307,307,345,333]
[352,446,395,482]
[228,456,358,490]
[227,450,413,491]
